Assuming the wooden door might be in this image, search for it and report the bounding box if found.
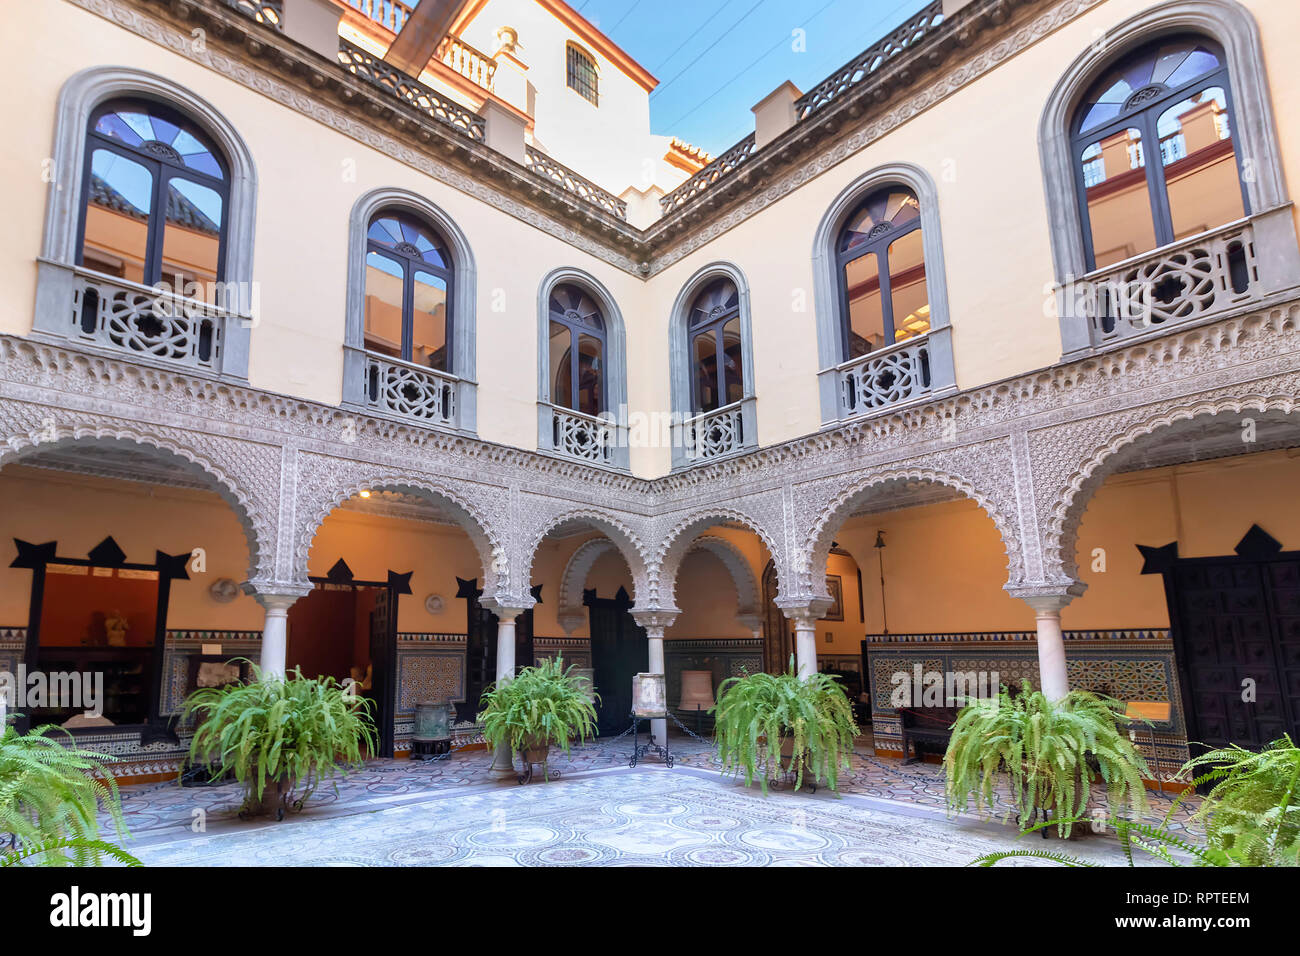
[586,587,647,735]
[368,588,395,758]
[1160,534,1300,753]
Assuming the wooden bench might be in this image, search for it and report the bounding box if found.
[898,705,960,764]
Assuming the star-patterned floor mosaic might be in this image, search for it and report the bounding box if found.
[113,734,1197,866]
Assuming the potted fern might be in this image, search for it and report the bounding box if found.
[711,666,859,794]
[0,724,138,866]
[974,734,1300,867]
[182,662,376,819]
[1179,733,1300,865]
[477,657,598,781]
[943,680,1149,836]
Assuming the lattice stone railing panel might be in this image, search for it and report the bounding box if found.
[837,337,932,417]
[364,353,457,426]
[226,0,284,29]
[659,134,756,213]
[523,148,627,220]
[69,271,231,372]
[795,2,944,121]
[549,406,615,464]
[338,40,487,142]
[684,403,744,461]
[1075,221,1260,348]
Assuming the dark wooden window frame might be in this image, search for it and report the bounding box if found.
[834,185,925,362]
[74,97,231,287]
[548,284,608,414]
[687,281,743,414]
[364,210,456,370]
[1070,34,1250,272]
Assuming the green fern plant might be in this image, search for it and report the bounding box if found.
[972,735,1300,867]
[0,724,129,866]
[182,662,376,813]
[971,815,1236,867]
[711,663,859,794]
[943,681,1149,836]
[478,657,599,765]
[2,837,142,867]
[1178,734,1300,866]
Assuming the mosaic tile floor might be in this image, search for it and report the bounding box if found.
[126,766,1149,867]
[112,734,1198,866]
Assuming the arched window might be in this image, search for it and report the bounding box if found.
[547,283,606,416]
[76,98,229,291]
[687,279,744,414]
[835,186,930,360]
[1071,35,1248,269]
[363,211,453,372]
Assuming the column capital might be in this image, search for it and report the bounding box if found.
[243,580,313,611]
[480,594,535,619]
[776,596,831,628]
[1006,581,1085,616]
[630,608,679,632]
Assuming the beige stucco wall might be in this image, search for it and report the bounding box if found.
[4,1,1299,480]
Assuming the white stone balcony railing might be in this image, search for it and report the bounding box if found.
[543,403,617,466]
[362,351,458,426]
[62,268,241,374]
[683,401,747,462]
[435,35,497,92]
[1058,207,1300,358]
[835,336,932,418]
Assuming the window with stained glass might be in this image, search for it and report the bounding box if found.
[1072,35,1247,269]
[364,212,453,372]
[835,186,930,360]
[77,99,229,294]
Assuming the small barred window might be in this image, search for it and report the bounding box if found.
[566,44,599,106]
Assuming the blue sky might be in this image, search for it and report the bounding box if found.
[571,0,931,155]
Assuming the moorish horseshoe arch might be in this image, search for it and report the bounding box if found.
[800,467,1024,603]
[0,427,275,582]
[521,508,650,608]
[1043,395,1300,584]
[654,506,783,613]
[682,535,762,621]
[555,537,625,632]
[293,471,504,597]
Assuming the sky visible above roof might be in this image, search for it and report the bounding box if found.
[572,0,933,155]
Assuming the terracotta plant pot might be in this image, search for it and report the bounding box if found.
[243,773,296,820]
[522,737,551,766]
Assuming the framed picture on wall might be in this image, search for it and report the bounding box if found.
[824,575,844,622]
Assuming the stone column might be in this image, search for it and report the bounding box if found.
[1014,590,1080,701]
[248,589,310,680]
[488,609,521,778]
[776,598,831,680]
[631,609,679,749]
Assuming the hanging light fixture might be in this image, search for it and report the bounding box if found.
[874,530,888,635]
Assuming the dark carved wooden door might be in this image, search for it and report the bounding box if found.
[586,587,647,735]
[761,560,792,674]
[368,588,395,758]
[457,578,538,725]
[1149,526,1300,755]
